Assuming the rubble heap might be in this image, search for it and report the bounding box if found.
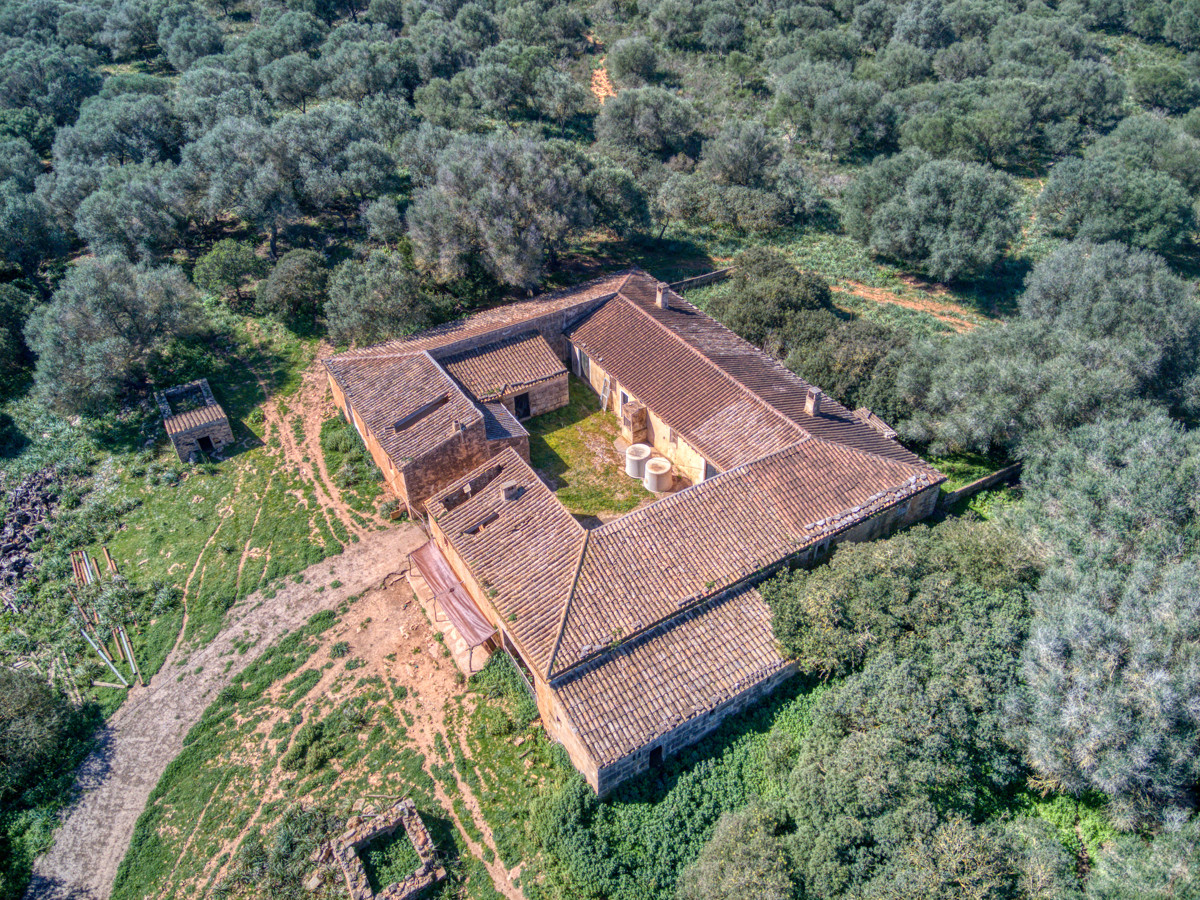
[0,469,58,601]
[317,798,445,900]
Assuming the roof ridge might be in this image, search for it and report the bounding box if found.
[590,436,810,538]
[546,530,589,679]
[615,285,810,450]
[324,270,638,362]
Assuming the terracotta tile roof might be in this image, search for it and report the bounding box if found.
[426,447,585,673]
[568,295,804,470]
[553,585,791,767]
[571,273,932,468]
[440,331,566,401]
[162,403,228,435]
[332,272,632,359]
[479,402,527,442]
[323,352,481,467]
[548,437,939,676]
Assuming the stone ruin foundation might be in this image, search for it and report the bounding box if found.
[317,798,446,900]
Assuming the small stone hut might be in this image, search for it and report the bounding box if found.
[156,379,234,462]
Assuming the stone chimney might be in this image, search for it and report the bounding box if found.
[805,387,823,416]
[501,481,520,501]
[655,283,669,309]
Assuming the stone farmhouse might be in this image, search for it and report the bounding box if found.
[323,270,945,794]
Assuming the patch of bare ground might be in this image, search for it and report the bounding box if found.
[248,343,383,541]
[832,278,986,332]
[591,60,616,104]
[170,573,524,900]
[24,527,427,900]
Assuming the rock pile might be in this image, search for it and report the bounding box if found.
[1,469,58,600]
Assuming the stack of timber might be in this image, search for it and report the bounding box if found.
[69,547,143,689]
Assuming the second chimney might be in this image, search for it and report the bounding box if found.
[655,282,669,309]
[501,481,520,501]
[805,387,823,417]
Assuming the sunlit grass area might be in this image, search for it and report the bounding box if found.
[526,376,652,518]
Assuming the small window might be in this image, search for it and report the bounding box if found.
[620,391,629,408]
[668,428,677,446]
[649,746,664,768]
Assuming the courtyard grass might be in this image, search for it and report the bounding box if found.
[526,376,652,517]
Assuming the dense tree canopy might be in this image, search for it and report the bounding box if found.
[24,255,200,412]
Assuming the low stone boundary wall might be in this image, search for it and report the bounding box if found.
[320,798,446,900]
[669,268,734,292]
[939,463,1022,509]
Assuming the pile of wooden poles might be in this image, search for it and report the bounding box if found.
[70,548,144,690]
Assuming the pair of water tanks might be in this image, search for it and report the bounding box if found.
[625,443,672,492]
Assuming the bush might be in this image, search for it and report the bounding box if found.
[845,153,1021,282]
[255,250,327,326]
[703,248,831,346]
[607,36,657,85]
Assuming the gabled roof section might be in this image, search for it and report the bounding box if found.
[323,352,480,467]
[548,437,939,678]
[479,401,527,442]
[440,331,566,402]
[553,584,791,768]
[613,274,931,466]
[331,271,632,360]
[426,447,585,676]
[567,293,804,470]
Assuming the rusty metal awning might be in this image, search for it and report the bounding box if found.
[409,541,497,648]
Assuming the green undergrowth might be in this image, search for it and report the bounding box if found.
[526,376,652,517]
[319,415,385,515]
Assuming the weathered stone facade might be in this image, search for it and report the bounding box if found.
[156,379,234,463]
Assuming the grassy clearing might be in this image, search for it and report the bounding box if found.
[526,376,652,517]
[95,324,347,647]
[927,451,1011,491]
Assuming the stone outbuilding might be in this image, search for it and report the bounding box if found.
[156,379,234,462]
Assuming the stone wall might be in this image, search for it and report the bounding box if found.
[496,373,569,420]
[401,419,492,517]
[168,418,234,462]
[324,798,446,900]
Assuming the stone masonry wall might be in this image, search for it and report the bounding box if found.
[401,419,492,517]
[168,419,234,462]
[495,373,568,419]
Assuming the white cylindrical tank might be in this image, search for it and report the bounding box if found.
[626,443,652,478]
[644,458,672,492]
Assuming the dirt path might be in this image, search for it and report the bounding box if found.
[24,527,427,900]
[832,279,985,332]
[247,345,380,541]
[591,60,616,104]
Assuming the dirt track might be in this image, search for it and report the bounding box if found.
[24,526,427,900]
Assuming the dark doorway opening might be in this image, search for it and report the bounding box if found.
[514,393,531,419]
[649,745,664,768]
[197,436,216,454]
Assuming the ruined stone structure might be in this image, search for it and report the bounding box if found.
[324,270,946,794]
[156,379,234,462]
[323,799,445,900]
